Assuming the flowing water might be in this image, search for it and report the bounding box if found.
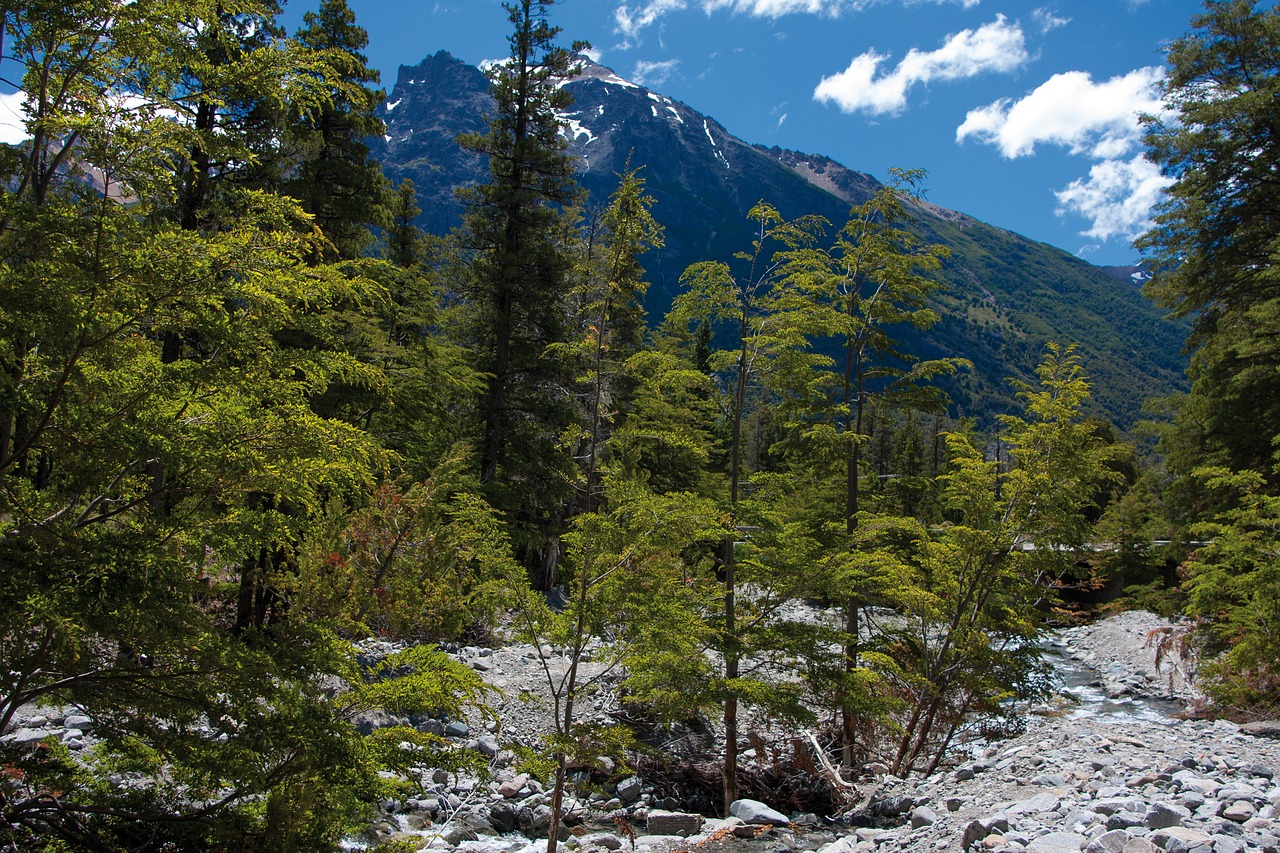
[1041,636,1186,723]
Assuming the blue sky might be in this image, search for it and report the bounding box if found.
[281,0,1205,267]
[0,1,1204,266]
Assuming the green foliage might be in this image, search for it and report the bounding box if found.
[844,345,1119,774]
[1139,0,1280,477]
[293,453,517,639]
[1183,467,1280,710]
[286,0,388,261]
[0,2,502,848]
[458,0,587,556]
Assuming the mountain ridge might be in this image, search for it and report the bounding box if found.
[370,51,1187,428]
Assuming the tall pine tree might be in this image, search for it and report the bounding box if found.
[458,0,587,572]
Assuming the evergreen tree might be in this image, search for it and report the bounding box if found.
[1139,0,1280,479]
[670,201,834,812]
[457,0,587,570]
[286,0,387,261]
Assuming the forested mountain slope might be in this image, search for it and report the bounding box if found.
[372,51,1187,427]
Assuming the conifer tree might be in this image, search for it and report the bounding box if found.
[458,0,588,570]
[286,0,387,260]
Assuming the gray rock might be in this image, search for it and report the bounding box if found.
[911,806,939,828]
[472,734,499,757]
[1122,839,1156,853]
[646,811,703,836]
[1010,794,1062,815]
[1025,831,1085,853]
[6,727,52,746]
[1095,798,1148,817]
[1086,830,1133,853]
[869,795,915,817]
[1251,764,1277,780]
[616,776,643,803]
[1240,722,1280,739]
[1063,810,1104,833]
[1149,827,1212,853]
[963,820,991,849]
[488,802,518,833]
[575,832,624,850]
[1210,836,1245,853]
[1106,813,1147,830]
[518,803,553,836]
[63,714,93,731]
[1222,800,1257,822]
[1145,803,1189,829]
[496,774,527,798]
[1033,774,1070,788]
[444,721,470,738]
[729,798,789,825]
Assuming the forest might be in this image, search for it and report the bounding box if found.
[0,0,1277,850]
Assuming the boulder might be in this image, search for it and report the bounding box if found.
[1221,800,1256,822]
[645,810,703,836]
[615,776,642,803]
[1086,830,1133,853]
[1145,802,1189,829]
[1239,721,1280,739]
[1025,831,1086,853]
[729,798,789,825]
[1149,826,1212,853]
[911,806,939,828]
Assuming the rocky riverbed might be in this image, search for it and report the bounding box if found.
[6,611,1280,853]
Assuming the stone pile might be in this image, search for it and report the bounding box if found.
[7,612,1280,853]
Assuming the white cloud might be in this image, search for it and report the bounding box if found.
[956,67,1172,243]
[1054,154,1172,241]
[1031,6,1069,32]
[633,58,681,86]
[0,90,29,145]
[813,15,1027,116]
[955,67,1165,158]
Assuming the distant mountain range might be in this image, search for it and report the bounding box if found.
[370,51,1188,428]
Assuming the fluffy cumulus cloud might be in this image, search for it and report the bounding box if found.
[813,16,1028,116]
[955,67,1164,158]
[1054,155,1172,241]
[614,0,981,43]
[956,67,1170,242]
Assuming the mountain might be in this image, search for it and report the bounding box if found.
[371,51,1188,429]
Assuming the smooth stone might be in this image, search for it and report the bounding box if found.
[1106,813,1146,830]
[496,774,527,798]
[1025,831,1085,853]
[1150,826,1211,853]
[1122,840,1156,853]
[63,712,92,732]
[1240,721,1280,739]
[1222,800,1256,822]
[616,776,643,804]
[911,806,939,827]
[729,798,789,825]
[1086,829,1132,853]
[1146,803,1189,829]
[1009,794,1062,815]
